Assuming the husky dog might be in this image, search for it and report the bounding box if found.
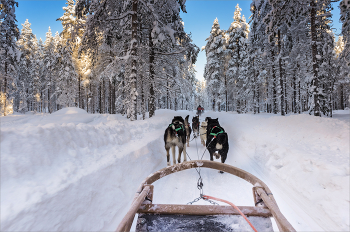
[164,116,187,166]
[206,118,229,167]
[199,121,207,146]
[192,115,200,138]
[184,115,192,147]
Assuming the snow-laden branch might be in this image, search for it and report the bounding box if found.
[107,11,135,21]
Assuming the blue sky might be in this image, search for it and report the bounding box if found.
[16,0,342,81]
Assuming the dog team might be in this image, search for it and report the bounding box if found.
[164,114,229,167]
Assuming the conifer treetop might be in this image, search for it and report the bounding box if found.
[210,18,221,37]
[233,4,242,22]
[21,19,32,35]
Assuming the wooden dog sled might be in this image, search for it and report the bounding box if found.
[116,160,296,232]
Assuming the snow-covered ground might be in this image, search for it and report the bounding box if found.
[1,108,349,231]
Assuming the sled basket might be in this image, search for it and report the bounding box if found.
[116,160,296,232]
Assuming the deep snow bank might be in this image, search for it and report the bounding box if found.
[1,108,183,231]
[207,111,350,231]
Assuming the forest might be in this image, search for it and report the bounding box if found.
[1,0,349,119]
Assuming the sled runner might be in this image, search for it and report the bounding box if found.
[116,160,296,232]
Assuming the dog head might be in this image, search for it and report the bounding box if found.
[200,121,207,128]
[192,116,199,124]
[172,116,184,124]
[170,116,185,136]
[207,117,219,126]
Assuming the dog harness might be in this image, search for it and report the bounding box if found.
[209,126,224,138]
[169,123,185,136]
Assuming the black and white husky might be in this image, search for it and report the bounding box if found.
[206,118,229,166]
[192,115,200,138]
[164,116,187,166]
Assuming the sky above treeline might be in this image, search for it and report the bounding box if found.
[16,0,342,81]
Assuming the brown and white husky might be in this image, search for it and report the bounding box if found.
[199,121,207,146]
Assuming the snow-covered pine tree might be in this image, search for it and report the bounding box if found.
[204,18,225,111]
[0,0,20,116]
[226,5,250,113]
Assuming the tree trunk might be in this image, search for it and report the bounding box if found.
[99,80,102,114]
[48,71,51,114]
[310,0,320,116]
[167,79,169,109]
[225,73,228,112]
[4,59,7,116]
[278,30,285,116]
[149,29,155,118]
[129,0,138,120]
[340,83,344,110]
[78,74,81,109]
[271,48,277,114]
[293,69,297,113]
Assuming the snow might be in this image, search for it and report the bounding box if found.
[1,108,349,231]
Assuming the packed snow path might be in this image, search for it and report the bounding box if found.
[1,108,349,231]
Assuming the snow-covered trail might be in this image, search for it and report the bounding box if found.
[1,108,349,231]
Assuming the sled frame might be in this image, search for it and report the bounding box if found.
[116,160,296,232]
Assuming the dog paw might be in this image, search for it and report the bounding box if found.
[219,171,224,174]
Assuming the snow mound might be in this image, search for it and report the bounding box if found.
[52,107,88,115]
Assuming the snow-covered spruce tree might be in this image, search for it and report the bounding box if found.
[57,0,87,110]
[226,4,250,113]
[204,18,226,111]
[264,0,292,116]
[0,0,20,116]
[264,0,338,116]
[30,35,44,113]
[338,0,350,109]
[148,3,198,115]
[286,16,312,114]
[54,41,78,109]
[249,0,272,113]
[340,0,349,63]
[17,19,37,113]
[42,27,57,113]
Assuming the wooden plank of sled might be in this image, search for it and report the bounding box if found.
[256,187,296,232]
[116,185,151,232]
[138,204,272,217]
[136,213,273,232]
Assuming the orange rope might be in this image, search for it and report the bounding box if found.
[202,195,258,232]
